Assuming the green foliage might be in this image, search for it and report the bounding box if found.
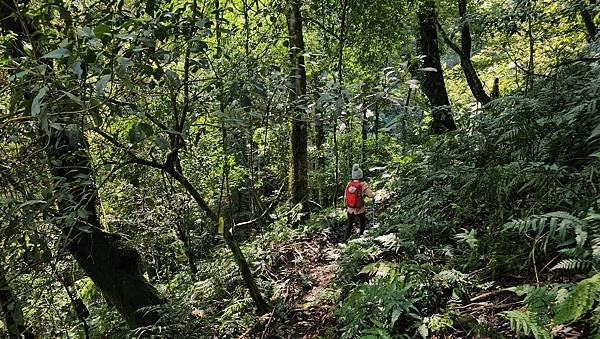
[336,272,419,338]
[554,273,600,324]
[2,0,600,336]
[502,310,551,339]
[500,273,600,338]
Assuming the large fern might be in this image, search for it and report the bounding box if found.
[553,272,600,324]
[505,211,600,274]
[502,310,551,339]
[503,211,586,252]
[550,211,600,273]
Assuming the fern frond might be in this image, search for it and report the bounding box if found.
[502,310,551,339]
[551,258,591,272]
[554,273,600,324]
[503,212,587,251]
[524,287,555,315]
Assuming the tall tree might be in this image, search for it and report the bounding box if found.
[416,1,457,133]
[437,0,492,104]
[286,0,309,207]
[0,0,165,328]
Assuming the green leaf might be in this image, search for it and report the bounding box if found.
[117,57,133,75]
[128,122,154,144]
[154,135,169,150]
[42,48,71,59]
[39,111,49,134]
[31,86,48,116]
[94,23,112,37]
[554,273,600,324]
[62,90,83,106]
[96,74,111,96]
[77,26,95,38]
[77,208,90,219]
[65,124,83,147]
[71,59,83,79]
[17,200,47,209]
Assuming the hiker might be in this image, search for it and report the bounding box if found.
[344,163,376,241]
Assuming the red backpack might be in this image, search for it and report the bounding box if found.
[345,181,364,208]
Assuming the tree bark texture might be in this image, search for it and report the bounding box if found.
[417,1,457,133]
[223,227,269,314]
[45,128,165,328]
[286,0,309,206]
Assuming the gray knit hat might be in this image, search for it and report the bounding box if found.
[351,163,363,180]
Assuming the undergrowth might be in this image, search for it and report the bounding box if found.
[332,52,600,338]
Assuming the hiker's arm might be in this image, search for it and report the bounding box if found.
[363,183,376,198]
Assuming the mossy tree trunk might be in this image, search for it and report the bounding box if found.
[417,1,457,133]
[45,128,165,328]
[286,0,309,207]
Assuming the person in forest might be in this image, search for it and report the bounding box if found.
[344,163,376,242]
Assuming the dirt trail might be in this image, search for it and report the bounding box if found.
[257,231,342,339]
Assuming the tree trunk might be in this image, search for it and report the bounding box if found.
[0,265,33,339]
[314,95,326,205]
[45,128,165,328]
[1,2,165,329]
[374,102,380,140]
[581,0,598,41]
[333,0,347,207]
[491,77,500,99]
[286,0,309,206]
[458,0,491,104]
[223,227,269,314]
[417,1,457,133]
[175,222,197,275]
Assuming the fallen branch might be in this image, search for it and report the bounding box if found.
[469,288,512,303]
[260,310,276,339]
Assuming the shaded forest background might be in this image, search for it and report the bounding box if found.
[1,0,600,337]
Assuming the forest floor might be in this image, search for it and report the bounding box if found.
[249,224,589,339]
[225,201,595,339]
[256,227,345,338]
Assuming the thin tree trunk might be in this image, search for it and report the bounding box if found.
[176,221,197,275]
[491,77,500,98]
[56,268,90,339]
[333,0,347,206]
[286,0,309,207]
[417,1,457,133]
[437,0,491,104]
[581,0,598,41]
[374,102,380,140]
[215,0,222,58]
[459,0,490,104]
[361,88,368,163]
[525,0,535,94]
[314,92,326,205]
[219,128,269,314]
